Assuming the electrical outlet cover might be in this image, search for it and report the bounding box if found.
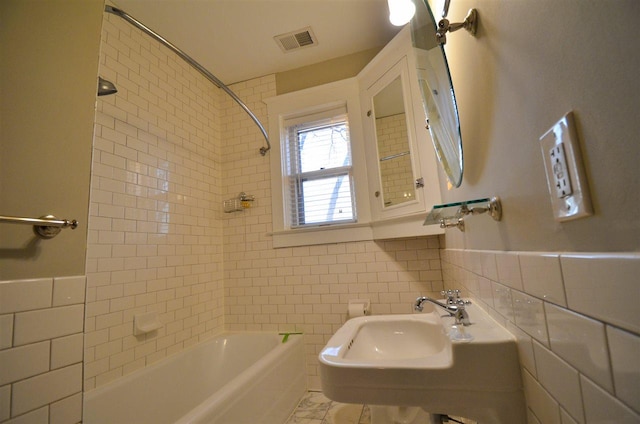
[539,111,593,222]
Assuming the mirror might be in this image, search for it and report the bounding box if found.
[411,0,464,187]
[372,75,416,208]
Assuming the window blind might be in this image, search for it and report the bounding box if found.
[283,107,356,228]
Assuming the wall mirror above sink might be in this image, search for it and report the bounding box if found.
[410,0,478,188]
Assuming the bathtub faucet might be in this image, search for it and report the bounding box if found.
[414,296,471,326]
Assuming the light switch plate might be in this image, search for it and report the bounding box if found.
[540,111,593,221]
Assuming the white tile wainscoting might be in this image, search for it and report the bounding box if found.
[0,276,86,423]
[441,250,640,424]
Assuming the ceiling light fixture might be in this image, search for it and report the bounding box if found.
[388,0,416,26]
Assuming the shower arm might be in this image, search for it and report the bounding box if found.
[105,5,271,156]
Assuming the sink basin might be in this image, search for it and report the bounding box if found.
[319,301,526,423]
[343,314,451,365]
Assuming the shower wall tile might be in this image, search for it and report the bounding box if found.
[442,249,640,421]
[0,275,85,423]
[85,11,224,392]
[220,77,445,390]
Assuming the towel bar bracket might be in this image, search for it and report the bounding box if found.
[0,214,78,239]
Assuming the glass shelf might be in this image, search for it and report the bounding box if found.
[424,197,499,227]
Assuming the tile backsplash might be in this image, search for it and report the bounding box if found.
[442,249,640,423]
[0,276,86,423]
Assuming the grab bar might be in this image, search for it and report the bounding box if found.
[104,5,271,156]
[0,214,78,239]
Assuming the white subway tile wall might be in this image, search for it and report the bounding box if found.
[87,12,446,395]
[442,249,640,423]
[0,276,86,423]
[219,47,444,390]
[84,13,224,391]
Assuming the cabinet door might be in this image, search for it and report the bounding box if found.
[364,57,427,220]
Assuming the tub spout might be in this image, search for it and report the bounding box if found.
[414,296,471,326]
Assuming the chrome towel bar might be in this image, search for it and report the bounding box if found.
[0,214,78,239]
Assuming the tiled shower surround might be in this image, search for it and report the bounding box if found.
[85,10,445,395]
[84,13,224,390]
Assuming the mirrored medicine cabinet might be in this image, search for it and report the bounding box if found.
[359,26,442,235]
[370,62,417,210]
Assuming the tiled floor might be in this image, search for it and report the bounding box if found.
[285,392,370,424]
[285,392,476,424]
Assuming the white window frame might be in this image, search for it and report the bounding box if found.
[284,106,355,228]
[266,78,373,247]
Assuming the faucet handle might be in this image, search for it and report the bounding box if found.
[441,289,461,304]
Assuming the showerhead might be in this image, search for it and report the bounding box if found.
[98,77,117,96]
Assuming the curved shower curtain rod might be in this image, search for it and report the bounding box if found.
[105,5,271,156]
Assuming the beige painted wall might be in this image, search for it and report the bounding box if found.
[435,0,640,252]
[0,0,104,279]
[275,47,381,95]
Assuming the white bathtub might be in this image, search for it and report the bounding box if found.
[83,332,306,424]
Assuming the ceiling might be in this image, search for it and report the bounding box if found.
[112,0,403,85]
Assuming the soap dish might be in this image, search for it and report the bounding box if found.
[133,311,163,336]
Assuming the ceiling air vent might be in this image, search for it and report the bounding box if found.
[274,27,318,53]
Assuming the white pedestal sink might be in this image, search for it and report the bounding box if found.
[318,302,526,423]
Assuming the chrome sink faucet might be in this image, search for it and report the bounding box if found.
[414,296,471,326]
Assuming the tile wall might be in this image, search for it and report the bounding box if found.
[86,10,446,395]
[220,76,445,389]
[0,276,86,423]
[441,249,640,424]
[84,13,224,390]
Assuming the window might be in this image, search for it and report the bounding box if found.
[283,108,356,227]
[266,78,373,247]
